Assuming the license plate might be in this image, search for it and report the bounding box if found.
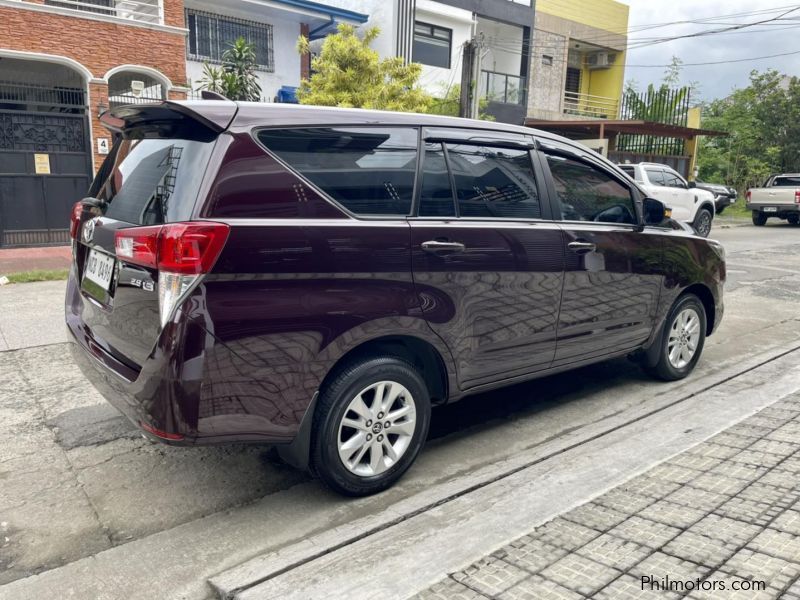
[84,249,116,291]
[763,207,778,212]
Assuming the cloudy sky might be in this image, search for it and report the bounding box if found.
[620,0,800,101]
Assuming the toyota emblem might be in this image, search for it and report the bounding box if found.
[83,218,97,243]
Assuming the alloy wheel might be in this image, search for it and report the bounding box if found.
[667,307,701,369]
[695,211,712,237]
[337,381,417,477]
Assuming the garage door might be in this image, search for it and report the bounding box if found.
[0,72,92,247]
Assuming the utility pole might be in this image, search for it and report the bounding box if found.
[458,33,484,119]
[458,40,475,119]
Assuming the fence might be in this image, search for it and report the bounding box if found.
[617,86,691,155]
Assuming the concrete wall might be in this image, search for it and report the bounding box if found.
[526,29,567,120]
[527,0,628,121]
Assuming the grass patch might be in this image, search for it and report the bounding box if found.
[4,269,70,284]
[719,202,750,219]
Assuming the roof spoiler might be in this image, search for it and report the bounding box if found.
[100,100,238,139]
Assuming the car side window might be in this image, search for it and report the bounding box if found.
[645,168,666,186]
[545,154,637,225]
[446,143,541,219]
[418,142,456,217]
[257,127,418,216]
[664,171,687,189]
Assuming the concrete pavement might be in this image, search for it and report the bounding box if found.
[413,389,800,600]
[1,223,800,599]
[0,280,68,350]
[228,356,800,600]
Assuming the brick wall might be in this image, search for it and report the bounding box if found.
[0,1,188,170]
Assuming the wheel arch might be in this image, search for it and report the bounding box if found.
[277,334,450,472]
[682,283,716,335]
[319,335,450,406]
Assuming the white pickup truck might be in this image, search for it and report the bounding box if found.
[618,162,716,237]
[746,174,800,226]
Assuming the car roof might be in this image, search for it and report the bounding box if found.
[172,100,578,147]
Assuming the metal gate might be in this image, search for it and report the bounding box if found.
[0,83,92,247]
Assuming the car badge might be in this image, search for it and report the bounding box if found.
[83,217,97,243]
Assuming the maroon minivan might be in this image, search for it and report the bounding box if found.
[66,101,725,495]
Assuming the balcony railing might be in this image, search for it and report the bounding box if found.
[480,70,527,106]
[563,91,619,119]
[44,0,162,24]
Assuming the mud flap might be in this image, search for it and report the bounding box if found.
[276,392,318,472]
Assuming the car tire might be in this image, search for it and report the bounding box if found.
[645,294,707,382]
[310,355,431,496]
[693,208,713,237]
[788,214,800,226]
[752,211,768,226]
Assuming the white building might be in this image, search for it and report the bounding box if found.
[183,0,534,124]
[184,0,369,102]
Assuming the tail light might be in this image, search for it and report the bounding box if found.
[115,222,230,326]
[795,190,800,204]
[69,201,84,240]
[746,190,752,202]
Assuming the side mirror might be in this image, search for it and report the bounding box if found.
[687,181,697,188]
[643,197,671,225]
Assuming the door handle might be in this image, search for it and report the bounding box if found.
[421,240,466,255]
[567,241,596,255]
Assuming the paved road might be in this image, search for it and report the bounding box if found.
[0,222,799,599]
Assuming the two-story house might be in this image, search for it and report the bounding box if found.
[0,0,188,246]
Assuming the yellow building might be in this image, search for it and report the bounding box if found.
[527,0,629,121]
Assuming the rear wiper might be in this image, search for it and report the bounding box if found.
[81,196,108,216]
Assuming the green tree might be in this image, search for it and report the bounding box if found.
[296,24,431,112]
[428,83,495,121]
[698,70,800,192]
[198,37,262,101]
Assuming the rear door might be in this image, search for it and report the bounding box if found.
[410,128,564,389]
[538,142,662,366]
[71,134,218,366]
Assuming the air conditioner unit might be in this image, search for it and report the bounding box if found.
[587,52,615,70]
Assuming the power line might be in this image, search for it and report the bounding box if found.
[626,48,800,68]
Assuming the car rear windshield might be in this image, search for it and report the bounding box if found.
[772,176,800,187]
[94,138,216,225]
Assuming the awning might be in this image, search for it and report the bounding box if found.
[524,119,728,140]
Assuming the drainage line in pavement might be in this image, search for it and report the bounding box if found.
[222,342,800,599]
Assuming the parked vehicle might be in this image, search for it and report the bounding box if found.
[695,181,737,214]
[66,102,726,496]
[618,162,717,237]
[746,174,800,226]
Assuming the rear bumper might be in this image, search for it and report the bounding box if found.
[747,202,800,213]
[66,272,305,447]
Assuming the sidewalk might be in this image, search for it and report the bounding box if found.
[415,394,800,600]
[0,245,71,275]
